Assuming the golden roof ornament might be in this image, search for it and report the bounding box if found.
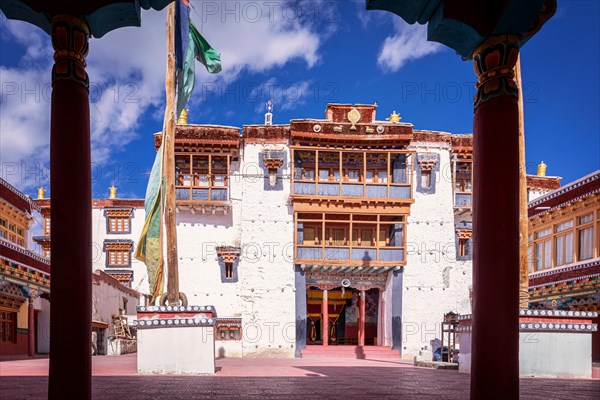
[177,108,188,125]
[386,111,401,123]
[37,187,45,199]
[537,161,547,177]
[109,185,117,199]
[347,108,361,130]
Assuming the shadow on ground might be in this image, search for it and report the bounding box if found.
[1,366,598,400]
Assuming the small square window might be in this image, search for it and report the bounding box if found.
[108,216,131,233]
[421,170,431,188]
[225,262,234,279]
[458,238,470,257]
[268,168,277,187]
[107,249,130,267]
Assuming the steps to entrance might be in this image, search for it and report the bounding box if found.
[300,346,402,359]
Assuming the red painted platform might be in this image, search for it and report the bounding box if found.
[301,345,402,359]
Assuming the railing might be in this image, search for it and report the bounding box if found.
[454,193,471,207]
[296,245,405,263]
[175,186,229,202]
[293,182,411,199]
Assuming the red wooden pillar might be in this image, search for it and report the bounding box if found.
[380,294,385,347]
[27,298,34,357]
[358,290,366,346]
[471,34,521,400]
[322,289,328,346]
[48,15,92,400]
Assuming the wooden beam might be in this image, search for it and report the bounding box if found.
[516,55,529,309]
[163,4,181,306]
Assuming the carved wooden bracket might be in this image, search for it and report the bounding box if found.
[418,158,437,172]
[456,229,473,239]
[104,241,133,251]
[264,157,283,170]
[104,208,133,218]
[216,246,241,263]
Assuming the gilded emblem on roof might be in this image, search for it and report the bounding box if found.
[347,108,361,130]
[386,111,401,123]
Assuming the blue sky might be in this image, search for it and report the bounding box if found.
[1,0,598,201]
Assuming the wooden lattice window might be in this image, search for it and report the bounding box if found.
[44,216,51,235]
[105,241,133,267]
[457,229,472,258]
[0,219,26,246]
[577,214,594,261]
[105,209,132,234]
[108,250,130,266]
[458,239,469,257]
[217,325,241,341]
[108,217,130,233]
[0,310,17,343]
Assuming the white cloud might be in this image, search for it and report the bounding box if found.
[0,1,326,191]
[249,77,312,114]
[377,19,443,72]
[0,65,52,190]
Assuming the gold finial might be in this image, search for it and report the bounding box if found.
[177,108,188,125]
[537,161,547,177]
[109,185,117,199]
[386,111,401,123]
[37,187,45,199]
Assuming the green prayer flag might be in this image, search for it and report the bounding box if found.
[177,21,222,116]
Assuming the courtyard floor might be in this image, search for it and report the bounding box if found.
[0,354,598,399]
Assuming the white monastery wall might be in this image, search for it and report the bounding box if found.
[239,143,296,357]
[34,297,51,354]
[176,161,243,320]
[402,143,472,358]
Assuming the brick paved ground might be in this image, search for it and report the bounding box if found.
[0,354,598,399]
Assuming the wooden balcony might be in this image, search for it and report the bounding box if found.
[291,147,414,204]
[295,213,406,269]
[296,245,405,267]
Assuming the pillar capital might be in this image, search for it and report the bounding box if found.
[20,287,42,300]
[473,34,520,110]
[51,14,90,88]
